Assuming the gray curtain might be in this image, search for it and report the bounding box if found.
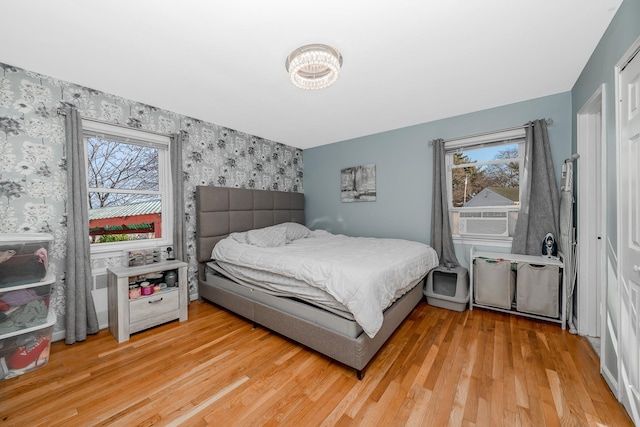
[430,139,460,266]
[64,107,99,344]
[512,119,560,255]
[170,132,186,263]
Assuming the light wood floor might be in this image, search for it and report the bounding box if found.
[0,300,632,426]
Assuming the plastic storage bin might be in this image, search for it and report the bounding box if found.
[474,258,516,309]
[0,233,53,288]
[516,263,560,317]
[424,265,469,311]
[0,274,54,334]
[0,310,55,381]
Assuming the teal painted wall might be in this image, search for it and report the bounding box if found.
[304,92,572,245]
[572,0,640,251]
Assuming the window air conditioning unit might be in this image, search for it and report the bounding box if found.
[458,210,509,236]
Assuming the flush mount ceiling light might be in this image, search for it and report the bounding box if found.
[285,44,343,90]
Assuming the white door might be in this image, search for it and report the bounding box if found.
[618,42,640,425]
[577,85,606,338]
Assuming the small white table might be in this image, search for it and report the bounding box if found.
[107,260,188,342]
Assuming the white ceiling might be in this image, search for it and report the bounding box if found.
[0,0,622,149]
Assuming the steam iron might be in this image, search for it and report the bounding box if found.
[542,232,558,259]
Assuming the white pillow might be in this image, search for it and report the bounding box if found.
[283,222,311,242]
[246,226,287,247]
[229,232,248,244]
[309,229,332,238]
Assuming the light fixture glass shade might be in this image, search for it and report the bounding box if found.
[285,44,343,90]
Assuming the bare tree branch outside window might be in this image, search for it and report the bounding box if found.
[451,144,521,208]
[86,137,162,243]
[87,137,159,208]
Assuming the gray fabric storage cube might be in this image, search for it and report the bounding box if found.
[516,263,560,318]
[474,258,516,309]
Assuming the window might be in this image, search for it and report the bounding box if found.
[445,129,525,240]
[83,120,173,252]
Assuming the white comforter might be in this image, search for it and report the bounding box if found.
[212,226,439,337]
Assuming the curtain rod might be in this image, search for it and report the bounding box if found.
[428,118,553,146]
[56,108,174,138]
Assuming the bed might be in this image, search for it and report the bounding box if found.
[195,185,438,378]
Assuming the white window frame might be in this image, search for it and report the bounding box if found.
[83,120,173,254]
[445,128,525,245]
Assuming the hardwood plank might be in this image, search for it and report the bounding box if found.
[404,386,433,426]
[0,301,632,426]
[285,373,353,425]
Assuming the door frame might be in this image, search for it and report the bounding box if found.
[577,84,606,338]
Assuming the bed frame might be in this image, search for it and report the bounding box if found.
[195,185,425,379]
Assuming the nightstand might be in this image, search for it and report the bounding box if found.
[107,260,188,342]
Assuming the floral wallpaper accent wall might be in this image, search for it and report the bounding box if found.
[0,62,303,333]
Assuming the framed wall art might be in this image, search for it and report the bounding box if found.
[341,163,376,202]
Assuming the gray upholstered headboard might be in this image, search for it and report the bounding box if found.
[195,186,305,266]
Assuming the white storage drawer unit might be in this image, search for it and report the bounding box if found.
[0,310,56,381]
[0,233,57,381]
[0,274,55,334]
[0,233,53,288]
[470,247,566,329]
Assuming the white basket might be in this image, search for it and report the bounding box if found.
[516,263,560,318]
[474,258,516,309]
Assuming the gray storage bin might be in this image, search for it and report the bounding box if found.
[516,263,560,318]
[474,258,515,309]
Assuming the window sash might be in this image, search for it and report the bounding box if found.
[445,131,525,238]
[88,188,162,195]
[82,119,169,148]
[452,157,522,169]
[83,120,173,252]
[444,128,525,152]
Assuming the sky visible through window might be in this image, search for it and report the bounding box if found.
[463,143,519,163]
[474,146,501,162]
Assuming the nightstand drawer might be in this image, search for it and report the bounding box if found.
[129,289,179,327]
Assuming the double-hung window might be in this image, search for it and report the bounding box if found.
[83,120,173,252]
[445,128,525,241]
